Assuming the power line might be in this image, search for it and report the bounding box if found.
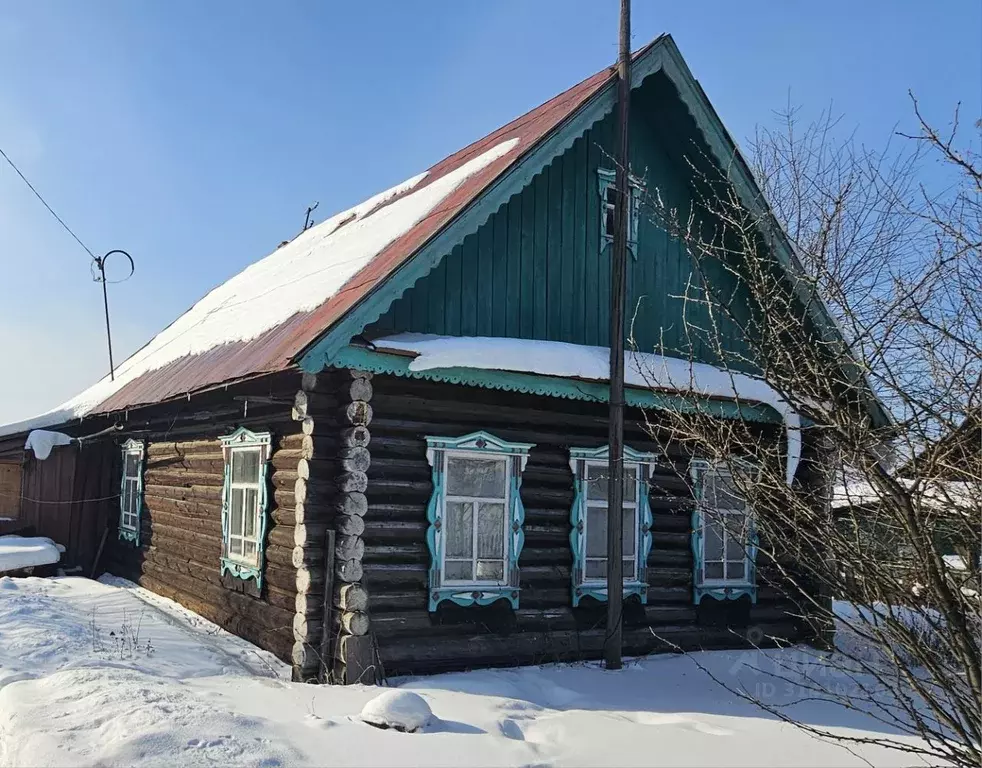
[0,145,97,260]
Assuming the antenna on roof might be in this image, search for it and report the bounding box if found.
[91,249,135,382]
[303,201,320,232]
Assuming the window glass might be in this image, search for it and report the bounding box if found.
[476,561,504,581]
[586,506,607,558]
[447,457,505,498]
[445,502,473,558]
[477,502,504,558]
[445,560,473,581]
[124,452,139,477]
[232,449,261,484]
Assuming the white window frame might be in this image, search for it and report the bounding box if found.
[225,444,264,568]
[690,459,758,603]
[118,439,144,543]
[440,450,511,588]
[580,459,641,585]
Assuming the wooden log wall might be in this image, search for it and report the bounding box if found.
[103,372,315,669]
[362,374,808,677]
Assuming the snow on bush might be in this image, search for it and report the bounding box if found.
[359,690,433,733]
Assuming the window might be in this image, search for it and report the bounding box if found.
[424,431,534,611]
[219,427,271,588]
[690,460,758,604]
[598,167,642,257]
[118,439,144,544]
[569,446,655,606]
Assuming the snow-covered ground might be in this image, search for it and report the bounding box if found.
[0,576,928,767]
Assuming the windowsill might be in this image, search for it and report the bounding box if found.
[573,580,648,607]
[221,556,263,587]
[118,528,139,545]
[694,583,757,604]
[429,584,518,612]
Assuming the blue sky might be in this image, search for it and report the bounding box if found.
[0,1,979,424]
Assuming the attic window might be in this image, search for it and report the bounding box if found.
[598,168,642,257]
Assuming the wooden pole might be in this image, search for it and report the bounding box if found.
[605,0,631,671]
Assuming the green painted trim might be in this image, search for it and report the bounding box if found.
[333,345,782,425]
[219,428,272,590]
[118,439,144,547]
[424,430,534,612]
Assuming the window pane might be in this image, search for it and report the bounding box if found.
[707,472,746,510]
[623,466,637,502]
[587,465,609,502]
[605,206,615,236]
[623,558,635,579]
[725,534,745,560]
[445,502,473,558]
[244,487,259,526]
[230,489,244,536]
[447,457,505,498]
[726,561,746,580]
[243,540,257,560]
[229,537,243,556]
[476,560,504,581]
[477,503,504,558]
[704,562,724,580]
[124,453,139,477]
[244,505,257,539]
[622,507,636,557]
[122,483,132,515]
[585,559,606,579]
[232,449,261,484]
[445,560,473,581]
[586,506,607,557]
[703,517,724,560]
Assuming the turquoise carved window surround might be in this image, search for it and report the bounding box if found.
[690,459,758,604]
[424,431,534,612]
[219,427,271,589]
[569,445,655,607]
[118,439,144,545]
[598,167,642,258]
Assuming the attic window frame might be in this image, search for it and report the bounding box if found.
[598,167,642,258]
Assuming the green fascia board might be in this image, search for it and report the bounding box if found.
[332,345,782,425]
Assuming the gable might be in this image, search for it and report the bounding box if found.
[365,70,757,372]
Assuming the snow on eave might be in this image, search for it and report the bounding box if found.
[0,139,522,439]
[372,334,802,485]
[831,476,980,513]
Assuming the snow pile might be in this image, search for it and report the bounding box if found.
[24,430,73,460]
[0,536,62,572]
[0,576,931,767]
[374,334,802,484]
[360,690,433,732]
[0,138,521,438]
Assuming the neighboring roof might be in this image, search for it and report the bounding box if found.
[899,411,981,481]
[0,33,890,437]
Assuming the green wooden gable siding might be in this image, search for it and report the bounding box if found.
[367,73,756,371]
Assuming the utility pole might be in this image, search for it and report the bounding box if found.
[604,0,631,671]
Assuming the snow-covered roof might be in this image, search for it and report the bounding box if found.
[831,476,980,513]
[0,535,62,572]
[373,334,802,485]
[0,40,655,438]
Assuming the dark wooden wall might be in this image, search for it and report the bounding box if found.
[360,374,808,677]
[102,372,328,675]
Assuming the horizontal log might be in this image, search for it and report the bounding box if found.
[142,494,222,520]
[294,499,333,525]
[362,542,426,565]
[336,493,368,517]
[368,478,430,500]
[337,471,367,494]
[337,583,368,612]
[146,439,222,457]
[340,400,372,427]
[294,590,328,615]
[293,613,323,643]
[336,558,363,583]
[649,549,691,567]
[366,502,425,522]
[335,535,364,562]
[340,426,371,449]
[294,522,329,547]
[272,469,299,490]
[294,477,337,505]
[142,483,223,503]
[291,545,324,568]
[340,447,371,473]
[362,519,426,542]
[267,525,297,551]
[296,565,326,594]
[147,456,225,474]
[343,377,373,403]
[144,469,224,489]
[340,610,369,636]
[335,514,365,537]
